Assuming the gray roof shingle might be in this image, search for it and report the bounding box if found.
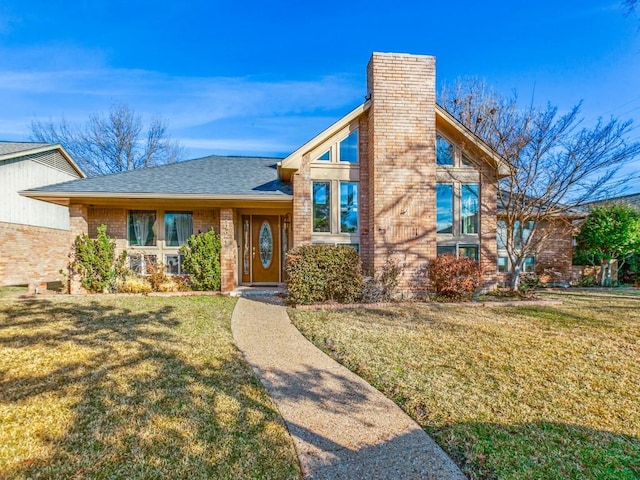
[26,155,292,197]
[0,141,52,157]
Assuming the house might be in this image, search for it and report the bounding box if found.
[0,142,85,288]
[24,52,572,294]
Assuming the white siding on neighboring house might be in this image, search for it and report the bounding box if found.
[0,151,80,230]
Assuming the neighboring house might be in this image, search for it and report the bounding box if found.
[24,52,573,294]
[0,142,85,287]
[589,192,640,210]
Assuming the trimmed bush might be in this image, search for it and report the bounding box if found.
[72,224,127,293]
[117,276,152,294]
[180,229,222,291]
[427,254,482,301]
[285,245,363,306]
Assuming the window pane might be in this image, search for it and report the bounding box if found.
[436,135,454,165]
[524,256,535,273]
[437,245,456,256]
[461,184,479,234]
[165,212,193,247]
[316,149,330,161]
[166,254,179,275]
[461,154,473,167]
[459,245,479,261]
[340,182,358,233]
[339,130,358,163]
[497,256,508,273]
[522,221,534,246]
[436,184,453,234]
[313,182,331,232]
[129,211,156,246]
[497,220,507,250]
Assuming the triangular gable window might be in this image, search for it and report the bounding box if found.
[316,150,330,161]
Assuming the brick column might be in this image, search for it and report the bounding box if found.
[292,154,312,247]
[366,52,437,293]
[220,208,237,292]
[69,203,89,294]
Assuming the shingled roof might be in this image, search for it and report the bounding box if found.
[0,141,51,157]
[24,155,291,197]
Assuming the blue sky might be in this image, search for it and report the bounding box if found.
[1,0,639,184]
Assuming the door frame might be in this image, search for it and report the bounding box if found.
[240,213,289,285]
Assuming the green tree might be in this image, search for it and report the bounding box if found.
[72,224,127,292]
[575,204,640,286]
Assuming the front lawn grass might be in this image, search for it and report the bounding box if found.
[289,290,640,479]
[0,295,300,479]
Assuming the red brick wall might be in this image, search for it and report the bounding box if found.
[89,208,128,253]
[0,222,70,286]
[535,219,574,284]
[366,52,437,291]
[292,154,312,247]
[219,208,237,292]
[358,111,372,271]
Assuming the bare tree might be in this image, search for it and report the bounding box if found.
[31,103,184,176]
[440,78,640,290]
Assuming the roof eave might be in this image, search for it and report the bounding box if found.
[279,101,370,177]
[0,144,86,178]
[435,105,512,177]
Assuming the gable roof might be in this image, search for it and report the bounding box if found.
[22,155,292,205]
[278,102,370,180]
[276,102,510,180]
[435,105,511,176]
[0,141,86,178]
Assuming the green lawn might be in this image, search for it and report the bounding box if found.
[0,294,300,479]
[290,290,640,480]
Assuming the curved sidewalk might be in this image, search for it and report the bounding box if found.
[231,297,467,480]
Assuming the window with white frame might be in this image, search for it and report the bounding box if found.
[165,253,186,275]
[164,212,193,247]
[340,182,358,233]
[313,182,331,233]
[497,220,536,273]
[129,253,157,274]
[339,130,358,163]
[436,243,479,261]
[129,211,156,246]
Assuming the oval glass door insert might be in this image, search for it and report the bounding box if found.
[258,221,273,269]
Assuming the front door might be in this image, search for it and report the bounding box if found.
[250,215,280,283]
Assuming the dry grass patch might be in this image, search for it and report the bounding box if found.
[0,295,300,479]
[289,291,640,479]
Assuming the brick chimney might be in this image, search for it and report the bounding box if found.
[365,52,437,292]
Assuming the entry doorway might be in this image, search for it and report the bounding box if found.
[241,215,287,284]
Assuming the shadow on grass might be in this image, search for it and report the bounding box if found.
[0,298,299,479]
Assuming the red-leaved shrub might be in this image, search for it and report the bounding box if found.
[427,254,483,301]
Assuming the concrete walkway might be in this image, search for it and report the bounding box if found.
[231,298,467,480]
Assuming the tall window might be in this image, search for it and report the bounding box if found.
[461,184,479,234]
[165,212,193,247]
[436,135,454,165]
[339,130,358,163]
[313,182,331,232]
[129,211,156,246]
[340,182,358,233]
[436,184,453,234]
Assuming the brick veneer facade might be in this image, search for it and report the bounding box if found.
[366,53,436,290]
[219,208,237,292]
[0,222,70,287]
[533,219,574,284]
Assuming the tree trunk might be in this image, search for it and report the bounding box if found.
[510,264,522,291]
